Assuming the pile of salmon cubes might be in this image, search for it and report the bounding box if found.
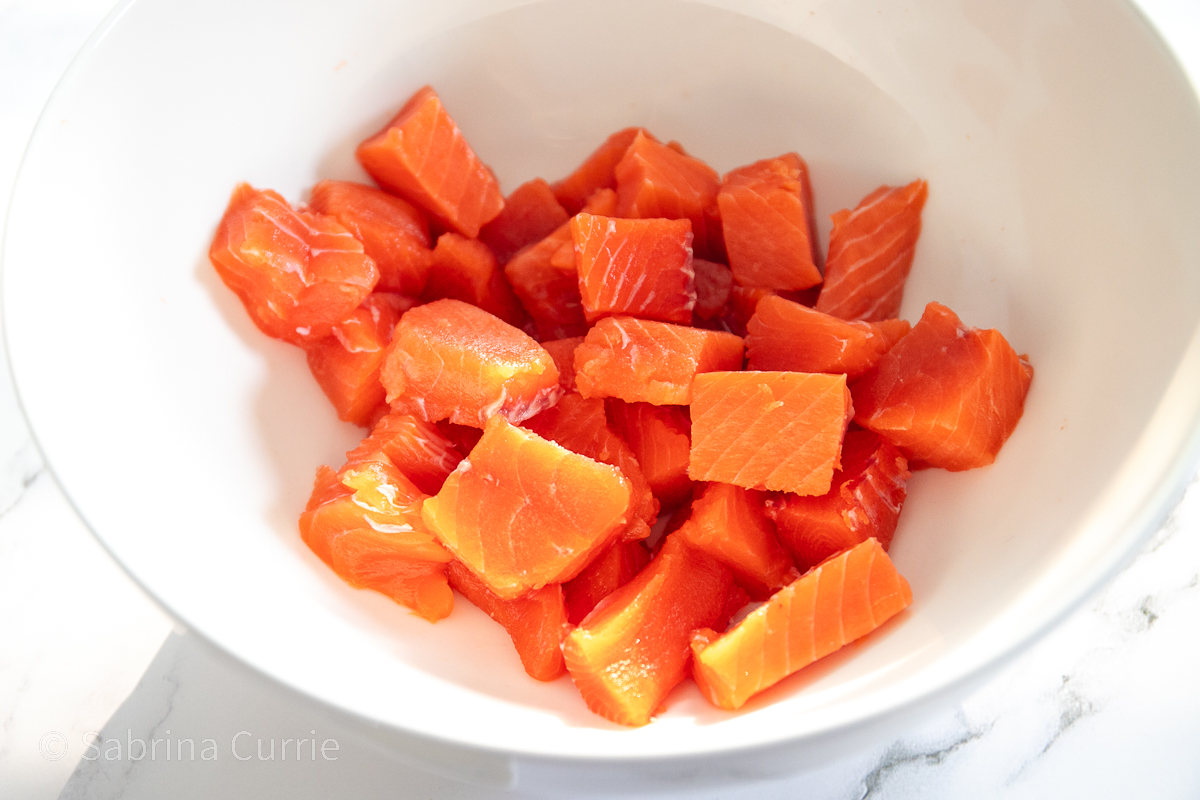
[210,86,1033,727]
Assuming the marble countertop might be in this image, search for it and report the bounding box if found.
[2,1,1200,797]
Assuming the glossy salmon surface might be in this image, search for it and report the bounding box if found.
[746,295,910,377]
[552,127,652,214]
[344,408,464,496]
[678,482,796,597]
[766,430,910,570]
[615,132,723,260]
[381,299,562,428]
[574,317,744,405]
[852,302,1032,470]
[718,153,821,291]
[605,399,694,509]
[816,180,928,322]
[562,534,732,726]
[308,180,431,297]
[421,416,633,599]
[447,560,569,681]
[562,539,651,625]
[691,538,911,710]
[299,462,453,622]
[209,183,378,344]
[572,213,695,324]
[356,85,504,238]
[504,190,618,340]
[689,371,853,495]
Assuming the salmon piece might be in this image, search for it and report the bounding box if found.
[299,461,454,622]
[691,538,911,710]
[523,393,658,541]
[852,301,1033,470]
[308,180,432,297]
[605,399,693,509]
[562,533,733,726]
[446,560,569,681]
[816,180,928,322]
[715,583,755,632]
[572,213,696,324]
[718,153,821,291]
[355,86,504,238]
[381,298,562,428]
[765,431,910,570]
[421,232,529,328]
[551,127,653,214]
[479,178,570,264]
[504,189,619,340]
[345,408,463,495]
[615,132,724,260]
[541,336,585,392]
[689,371,853,495]
[421,416,633,599]
[562,539,651,624]
[436,420,483,455]
[574,317,745,405]
[678,483,796,597]
[692,258,733,322]
[209,183,378,344]
[303,293,411,426]
[746,295,911,377]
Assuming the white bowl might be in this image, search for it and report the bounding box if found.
[6,0,1200,789]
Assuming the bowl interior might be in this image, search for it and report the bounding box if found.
[6,0,1200,762]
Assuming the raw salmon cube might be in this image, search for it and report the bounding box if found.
[562,533,733,726]
[356,86,504,238]
[691,538,912,710]
[303,293,412,426]
[852,301,1033,470]
[678,483,796,597]
[746,295,911,377]
[479,178,570,264]
[299,462,454,622]
[308,180,432,297]
[572,213,696,324]
[344,409,463,496]
[540,336,585,393]
[574,317,744,405]
[209,183,378,344]
[421,416,634,599]
[447,560,569,681]
[718,153,821,291]
[816,180,928,321]
[523,393,658,541]
[562,539,650,625]
[381,298,562,428]
[551,127,653,214]
[421,232,528,328]
[689,371,853,495]
[692,258,733,322]
[605,399,694,509]
[766,430,910,569]
[615,132,724,260]
[503,189,619,340]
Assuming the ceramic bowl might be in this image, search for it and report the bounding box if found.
[6,0,1200,790]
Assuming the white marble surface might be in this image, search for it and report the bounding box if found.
[2,1,1200,797]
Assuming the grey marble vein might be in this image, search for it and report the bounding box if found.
[858,716,993,799]
[0,440,44,520]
